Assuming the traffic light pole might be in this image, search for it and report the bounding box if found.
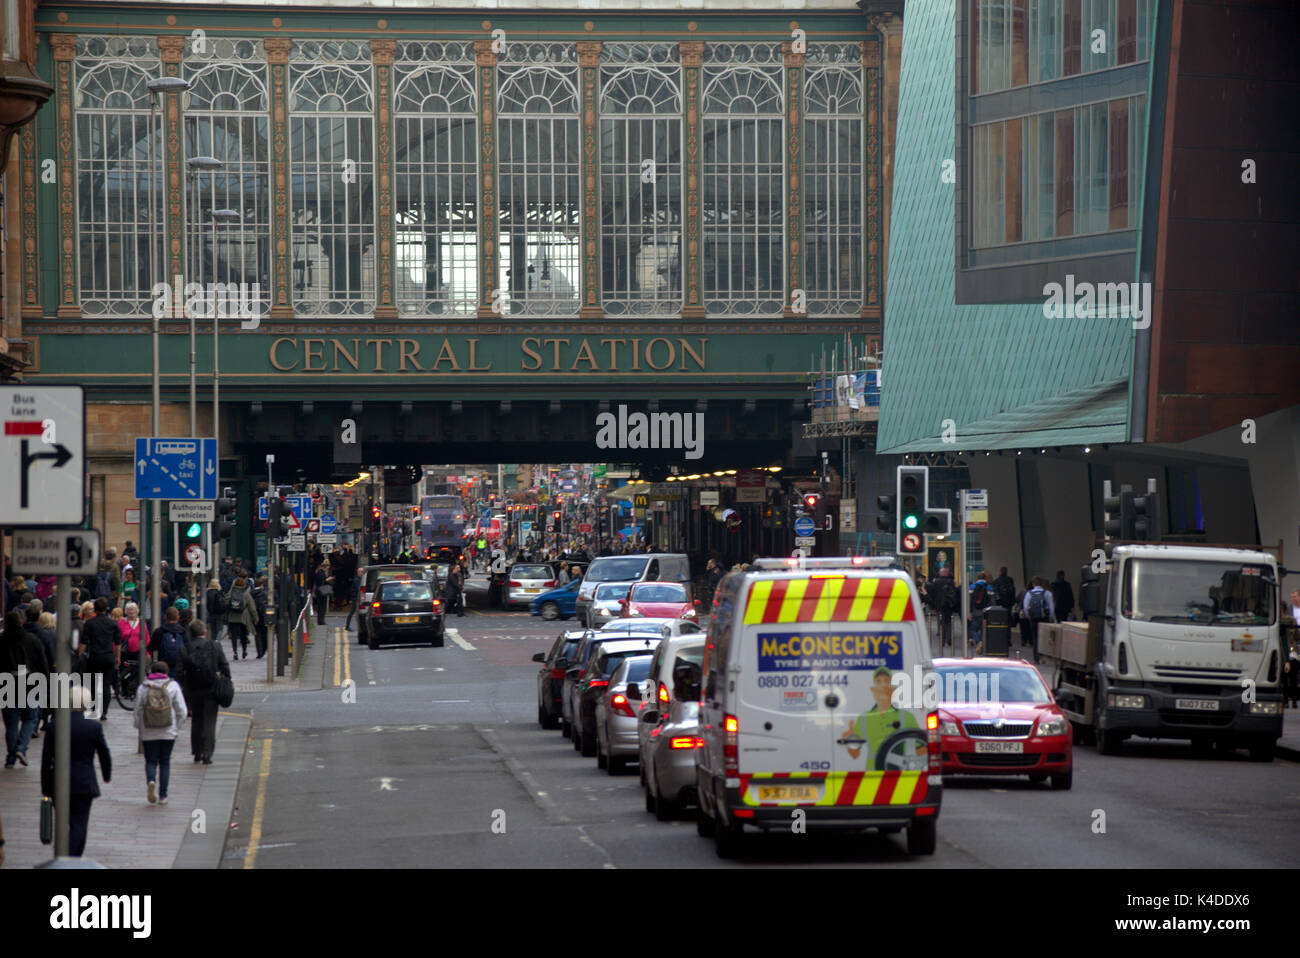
[959,490,970,658]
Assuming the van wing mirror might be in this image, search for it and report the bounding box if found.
[532,652,546,663]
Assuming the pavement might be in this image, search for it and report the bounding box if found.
[0,628,325,869]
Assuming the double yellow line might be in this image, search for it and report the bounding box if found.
[332,626,352,688]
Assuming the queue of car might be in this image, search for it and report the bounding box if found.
[530,556,1077,860]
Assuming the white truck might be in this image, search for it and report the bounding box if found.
[1040,543,1286,761]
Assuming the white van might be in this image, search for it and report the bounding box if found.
[695,557,941,857]
[575,553,691,629]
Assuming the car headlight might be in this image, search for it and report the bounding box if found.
[1107,693,1148,709]
[683,609,697,618]
[1035,716,1069,737]
[628,608,643,616]
[1248,701,1282,715]
[938,719,960,736]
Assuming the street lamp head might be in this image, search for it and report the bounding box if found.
[186,155,222,170]
[147,76,191,94]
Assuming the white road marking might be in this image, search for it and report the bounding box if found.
[447,628,476,651]
[430,699,471,704]
[379,777,397,791]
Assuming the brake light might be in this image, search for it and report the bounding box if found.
[432,599,442,609]
[371,601,381,612]
[611,694,636,718]
[510,581,522,587]
[550,668,566,679]
[724,714,739,776]
[670,736,704,749]
[927,711,940,773]
[544,580,557,588]
[657,682,669,705]
[588,680,609,690]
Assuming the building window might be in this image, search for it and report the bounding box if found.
[702,43,784,316]
[1080,0,1115,73]
[1029,0,1061,83]
[497,43,581,317]
[599,44,682,317]
[74,38,160,316]
[804,49,864,316]
[973,94,1142,247]
[394,42,478,318]
[1165,466,1204,535]
[183,42,271,321]
[289,42,375,317]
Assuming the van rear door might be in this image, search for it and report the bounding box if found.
[736,573,930,810]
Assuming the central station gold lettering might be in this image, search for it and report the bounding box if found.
[267,337,707,373]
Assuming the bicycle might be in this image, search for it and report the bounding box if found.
[115,658,140,711]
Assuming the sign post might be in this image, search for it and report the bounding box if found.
[959,490,969,658]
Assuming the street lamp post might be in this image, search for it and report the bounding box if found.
[209,207,239,575]
[185,155,221,438]
[146,75,190,648]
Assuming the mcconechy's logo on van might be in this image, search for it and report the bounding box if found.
[757,632,903,672]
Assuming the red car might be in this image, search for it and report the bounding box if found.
[619,581,699,621]
[933,657,1073,790]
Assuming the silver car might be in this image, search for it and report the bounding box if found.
[587,582,632,628]
[637,639,706,820]
[599,617,704,639]
[507,562,557,607]
[595,654,655,774]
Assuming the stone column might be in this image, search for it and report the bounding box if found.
[19,118,38,321]
[474,38,498,320]
[158,35,187,318]
[372,38,397,320]
[783,39,805,319]
[266,37,293,320]
[679,40,704,320]
[864,18,899,321]
[577,40,602,319]
[50,33,78,318]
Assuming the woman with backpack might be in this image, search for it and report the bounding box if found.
[205,578,227,647]
[225,576,259,660]
[133,660,187,805]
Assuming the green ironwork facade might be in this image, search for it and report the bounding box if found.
[24,6,887,398]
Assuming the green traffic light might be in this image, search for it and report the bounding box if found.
[904,515,919,529]
[186,522,202,538]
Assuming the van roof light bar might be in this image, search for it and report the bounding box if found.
[752,556,898,571]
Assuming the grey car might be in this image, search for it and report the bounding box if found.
[595,654,656,774]
[587,582,632,628]
[507,562,558,607]
[638,641,706,820]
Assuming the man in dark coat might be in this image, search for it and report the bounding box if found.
[992,567,1017,612]
[177,619,230,764]
[77,598,120,721]
[1049,571,1075,623]
[928,567,960,652]
[40,684,111,857]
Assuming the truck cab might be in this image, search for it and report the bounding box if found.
[1070,544,1284,761]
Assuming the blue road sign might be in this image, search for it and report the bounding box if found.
[135,438,217,500]
[480,507,491,520]
[320,514,338,534]
[520,521,532,533]
[258,495,312,521]
[793,516,816,537]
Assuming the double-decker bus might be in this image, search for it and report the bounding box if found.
[420,495,465,550]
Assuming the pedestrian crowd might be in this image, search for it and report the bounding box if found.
[1,543,240,860]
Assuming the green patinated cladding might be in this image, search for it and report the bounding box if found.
[877,0,1132,454]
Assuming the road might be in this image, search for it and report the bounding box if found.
[223,602,1300,868]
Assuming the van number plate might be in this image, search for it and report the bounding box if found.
[755,784,821,802]
[1175,698,1219,711]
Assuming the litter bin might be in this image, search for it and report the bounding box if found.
[983,606,1011,656]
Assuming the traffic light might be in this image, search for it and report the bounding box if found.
[876,494,896,533]
[803,492,821,512]
[1104,486,1135,540]
[215,487,236,540]
[1133,490,1161,542]
[175,519,211,571]
[267,497,291,539]
[895,465,950,553]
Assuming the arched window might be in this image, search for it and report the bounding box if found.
[394,42,478,317]
[74,38,159,316]
[702,44,784,316]
[599,44,682,316]
[497,44,580,317]
[184,42,271,321]
[805,52,864,315]
[289,41,375,317]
